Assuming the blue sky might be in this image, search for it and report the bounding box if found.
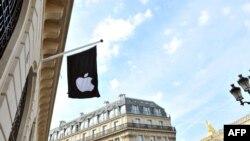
[50,0,250,140]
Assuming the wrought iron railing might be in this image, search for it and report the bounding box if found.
[0,0,23,59]
[8,77,28,141]
[82,123,176,141]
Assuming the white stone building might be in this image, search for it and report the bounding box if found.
[49,95,176,141]
[0,0,74,140]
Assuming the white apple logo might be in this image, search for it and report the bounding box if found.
[76,73,94,92]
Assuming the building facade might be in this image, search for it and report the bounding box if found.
[49,95,176,141]
[0,0,73,141]
[200,113,250,141]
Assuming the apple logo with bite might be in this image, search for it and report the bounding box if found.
[76,73,94,92]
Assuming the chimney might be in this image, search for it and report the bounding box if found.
[80,112,84,117]
[119,93,126,99]
[104,101,109,106]
[59,120,66,127]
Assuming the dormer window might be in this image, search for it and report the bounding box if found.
[93,116,99,124]
[121,105,126,114]
[131,105,139,114]
[154,108,162,116]
[143,107,150,115]
[115,107,120,116]
[110,109,115,118]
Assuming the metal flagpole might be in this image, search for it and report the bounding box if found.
[35,39,103,96]
[41,39,103,62]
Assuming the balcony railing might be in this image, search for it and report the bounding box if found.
[80,123,176,141]
[0,0,23,59]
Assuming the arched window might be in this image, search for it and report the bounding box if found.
[9,67,36,141]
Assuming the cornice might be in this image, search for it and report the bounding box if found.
[38,0,74,140]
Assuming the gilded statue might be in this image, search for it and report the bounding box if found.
[205,120,216,136]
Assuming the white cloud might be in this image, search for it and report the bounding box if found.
[199,10,209,26]
[93,9,152,42]
[244,20,250,30]
[111,45,120,56]
[222,7,231,15]
[144,92,164,102]
[164,28,172,36]
[98,64,108,74]
[132,9,152,26]
[110,78,120,90]
[93,9,152,71]
[164,36,182,54]
[93,17,134,42]
[93,18,132,64]
[140,0,149,5]
[242,3,250,14]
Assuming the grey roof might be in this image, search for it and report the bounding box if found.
[50,96,167,133]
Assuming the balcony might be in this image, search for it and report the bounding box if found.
[80,123,176,141]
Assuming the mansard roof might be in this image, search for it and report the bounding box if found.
[50,95,167,132]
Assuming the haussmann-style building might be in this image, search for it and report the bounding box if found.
[0,0,74,140]
[49,94,176,141]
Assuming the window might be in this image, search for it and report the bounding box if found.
[103,125,107,134]
[143,107,150,115]
[107,111,110,119]
[87,119,91,127]
[80,122,85,130]
[132,105,139,113]
[121,105,126,114]
[159,121,163,128]
[135,118,140,127]
[104,112,109,120]
[75,135,79,141]
[93,116,99,124]
[150,136,156,141]
[89,118,93,126]
[147,120,152,128]
[114,121,119,130]
[138,135,144,141]
[163,136,169,141]
[110,109,115,118]
[114,137,120,141]
[99,113,104,122]
[65,127,71,136]
[154,108,161,116]
[58,129,64,138]
[50,132,58,141]
[72,124,78,133]
[84,120,88,128]
[76,124,79,132]
[92,129,96,138]
[82,133,86,141]
[114,108,120,116]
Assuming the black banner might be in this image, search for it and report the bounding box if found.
[67,46,100,98]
